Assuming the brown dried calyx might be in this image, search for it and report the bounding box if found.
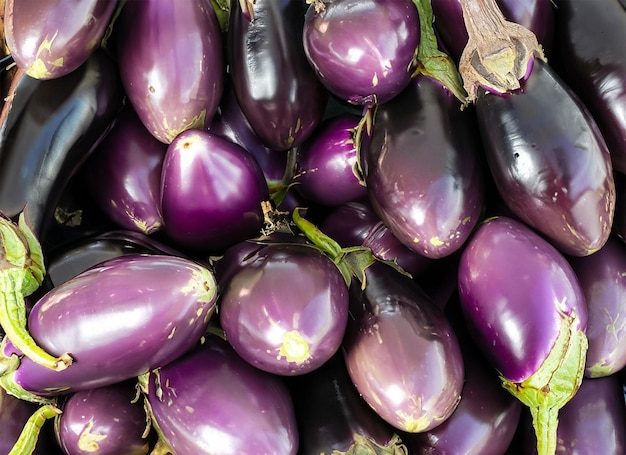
[459,0,545,102]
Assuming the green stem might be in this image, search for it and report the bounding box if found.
[9,404,61,455]
[530,405,558,455]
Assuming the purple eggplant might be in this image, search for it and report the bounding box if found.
[81,105,167,236]
[458,216,588,455]
[553,0,626,174]
[4,0,118,79]
[159,128,269,253]
[115,0,224,144]
[0,49,123,238]
[303,0,420,106]
[0,254,218,402]
[219,240,349,375]
[141,334,299,454]
[567,236,626,378]
[365,73,484,259]
[343,260,464,433]
[227,0,328,151]
[54,380,150,455]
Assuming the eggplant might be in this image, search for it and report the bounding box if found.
[54,380,150,455]
[159,128,269,253]
[141,334,299,454]
[228,0,328,151]
[115,0,224,144]
[457,216,588,455]
[219,240,349,376]
[4,0,118,79]
[343,260,464,434]
[553,0,626,174]
[0,254,218,402]
[365,73,484,259]
[0,49,124,239]
[303,0,420,106]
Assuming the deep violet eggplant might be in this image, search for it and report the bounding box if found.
[567,236,626,378]
[0,254,217,402]
[343,260,464,434]
[303,0,420,106]
[219,240,349,376]
[458,216,588,455]
[159,128,269,253]
[4,0,118,79]
[141,334,299,454]
[365,73,484,259]
[0,49,124,238]
[553,0,626,174]
[287,353,408,454]
[115,0,223,144]
[228,0,328,151]
[81,105,167,236]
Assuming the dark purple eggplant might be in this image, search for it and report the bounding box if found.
[81,105,167,236]
[365,73,484,259]
[458,216,588,455]
[141,334,299,454]
[0,49,124,239]
[54,380,150,455]
[0,254,218,402]
[287,352,408,454]
[553,0,626,174]
[4,0,118,79]
[343,260,464,433]
[567,235,626,378]
[159,128,269,253]
[115,0,224,144]
[228,0,328,151]
[219,240,349,375]
[303,0,420,106]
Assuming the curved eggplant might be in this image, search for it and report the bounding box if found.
[4,0,118,79]
[228,0,328,151]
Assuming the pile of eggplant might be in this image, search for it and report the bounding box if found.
[0,0,624,454]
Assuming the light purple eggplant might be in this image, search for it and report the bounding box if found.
[4,0,118,79]
[343,260,465,434]
[141,334,299,454]
[82,105,167,236]
[219,240,349,376]
[159,128,269,253]
[303,0,420,106]
[54,380,150,455]
[458,216,588,455]
[115,0,223,144]
[294,113,367,207]
[227,0,328,151]
[365,73,484,259]
[567,235,626,378]
[0,254,218,402]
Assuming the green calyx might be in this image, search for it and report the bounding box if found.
[8,403,61,455]
[338,433,409,455]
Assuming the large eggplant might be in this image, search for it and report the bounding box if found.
[0,49,123,238]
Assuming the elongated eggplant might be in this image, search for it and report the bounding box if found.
[366,73,484,259]
[141,334,299,454]
[115,0,224,144]
[0,254,217,402]
[228,0,328,151]
[458,216,588,455]
[4,0,118,79]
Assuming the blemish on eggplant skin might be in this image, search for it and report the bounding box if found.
[185,406,195,413]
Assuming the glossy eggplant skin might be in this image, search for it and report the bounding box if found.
[475,58,615,257]
[115,0,224,144]
[1,254,217,397]
[553,0,626,174]
[366,74,484,259]
[143,334,299,455]
[0,49,124,238]
[343,261,464,433]
[4,0,118,79]
[228,0,328,151]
